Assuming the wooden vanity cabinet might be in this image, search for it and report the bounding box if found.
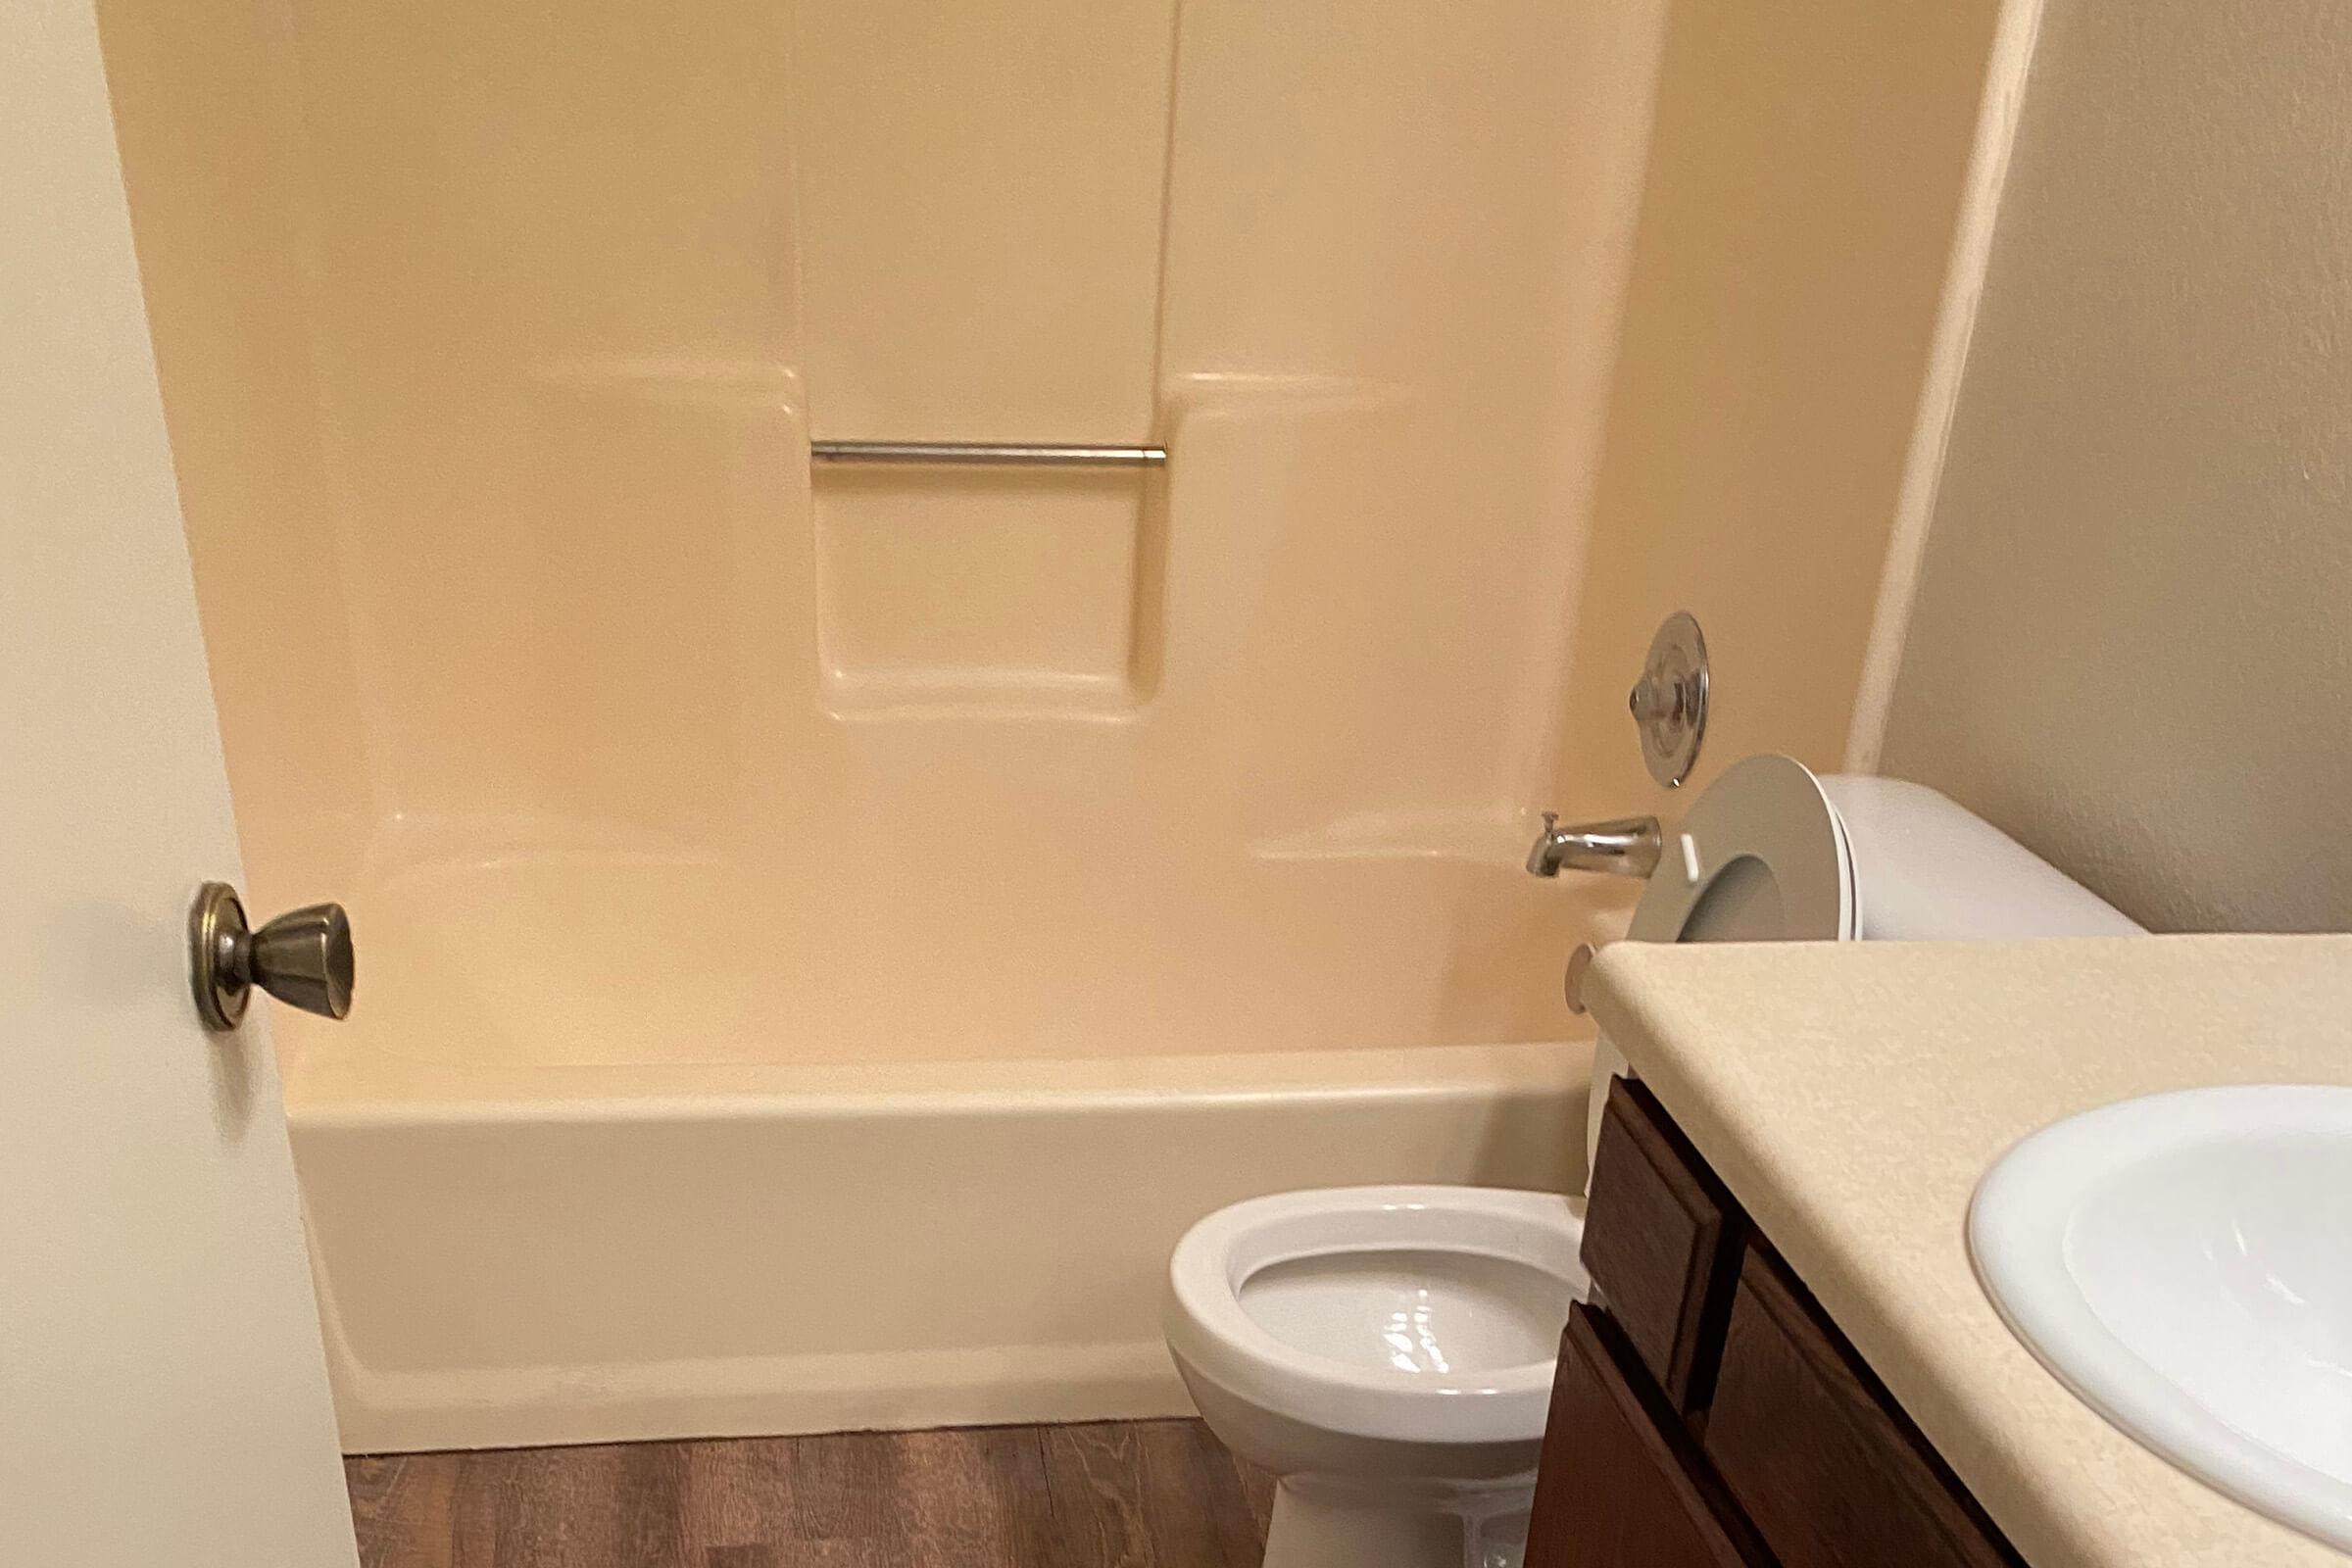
[1529,1077,2024,1568]
[1525,1303,1775,1568]
[1706,1246,2020,1568]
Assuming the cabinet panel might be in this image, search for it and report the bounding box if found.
[1524,1304,1775,1568]
[1705,1245,2021,1568]
[1580,1076,1743,1408]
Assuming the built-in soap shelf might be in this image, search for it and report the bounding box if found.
[809,455,1165,721]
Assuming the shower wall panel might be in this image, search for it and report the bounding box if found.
[111,0,1681,1068]
[797,0,1177,711]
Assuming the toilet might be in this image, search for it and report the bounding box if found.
[1164,1185,1586,1568]
[1164,754,2140,1568]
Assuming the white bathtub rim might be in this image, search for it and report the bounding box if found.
[286,1038,1592,1126]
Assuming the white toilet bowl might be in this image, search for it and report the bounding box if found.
[1164,1186,1587,1568]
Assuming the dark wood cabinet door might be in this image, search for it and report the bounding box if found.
[1581,1076,1745,1410]
[1704,1245,2022,1568]
[1524,1304,1776,1568]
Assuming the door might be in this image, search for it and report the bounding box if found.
[0,0,362,1563]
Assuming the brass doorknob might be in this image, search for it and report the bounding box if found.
[189,881,355,1030]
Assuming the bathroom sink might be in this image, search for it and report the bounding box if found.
[1970,1085,2352,1551]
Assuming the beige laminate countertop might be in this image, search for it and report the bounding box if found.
[1582,933,2352,1568]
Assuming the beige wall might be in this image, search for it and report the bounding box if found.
[1881,0,2352,933]
[1549,0,2002,827]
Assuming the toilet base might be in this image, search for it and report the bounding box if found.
[1261,1477,1533,1568]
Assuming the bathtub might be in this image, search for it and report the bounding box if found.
[286,1023,1588,1453]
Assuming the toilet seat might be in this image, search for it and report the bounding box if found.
[1625,753,1855,946]
[1164,1186,1586,1447]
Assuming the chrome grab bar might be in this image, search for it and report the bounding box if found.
[810,440,1166,468]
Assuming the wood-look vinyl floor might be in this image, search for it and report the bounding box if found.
[346,1419,1274,1568]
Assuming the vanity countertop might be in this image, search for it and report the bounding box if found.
[1582,932,2352,1568]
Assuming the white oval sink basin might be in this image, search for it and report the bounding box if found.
[1971,1085,2352,1551]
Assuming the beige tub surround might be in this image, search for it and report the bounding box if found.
[1547,0,2004,822]
[95,0,2017,1068]
[1582,935,2352,1568]
[98,0,1699,1072]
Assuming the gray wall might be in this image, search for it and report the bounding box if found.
[1882,0,2352,932]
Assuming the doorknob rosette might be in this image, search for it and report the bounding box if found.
[189,881,354,1031]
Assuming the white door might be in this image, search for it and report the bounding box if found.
[1,0,362,1563]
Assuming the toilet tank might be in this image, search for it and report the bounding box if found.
[1818,776,2144,940]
